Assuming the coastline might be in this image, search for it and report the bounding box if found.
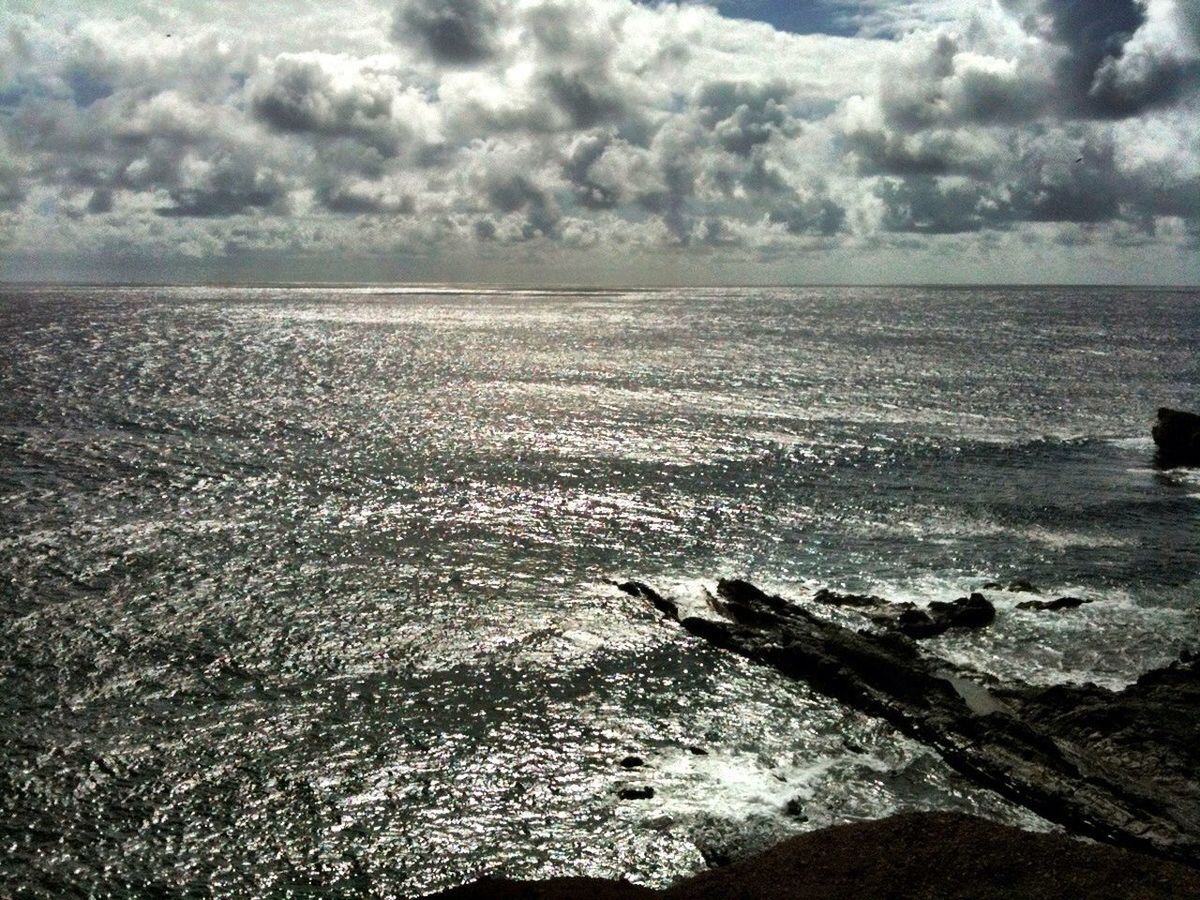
[427,811,1200,899]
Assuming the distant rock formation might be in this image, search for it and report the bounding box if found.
[1152,407,1200,467]
[618,578,1200,868]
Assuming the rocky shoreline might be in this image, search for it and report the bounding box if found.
[428,811,1200,899]
[615,577,1200,867]
[427,571,1200,898]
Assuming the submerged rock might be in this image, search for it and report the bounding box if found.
[1017,596,1090,611]
[982,578,1041,594]
[618,786,655,801]
[633,577,1200,867]
[620,756,645,770]
[1152,407,1200,467]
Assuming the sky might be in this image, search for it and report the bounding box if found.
[0,0,1198,285]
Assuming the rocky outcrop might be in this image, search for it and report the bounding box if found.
[624,578,1200,867]
[426,811,1200,899]
[897,592,995,638]
[1152,407,1200,467]
[1016,596,1090,611]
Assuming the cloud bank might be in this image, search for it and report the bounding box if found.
[0,0,1197,283]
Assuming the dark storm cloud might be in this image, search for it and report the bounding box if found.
[539,68,627,129]
[695,80,796,155]
[847,127,999,178]
[485,172,560,238]
[768,197,846,235]
[156,163,289,218]
[85,187,113,213]
[313,171,417,213]
[250,55,425,157]
[393,0,502,64]
[563,131,620,208]
[1040,0,1198,117]
[873,133,1200,236]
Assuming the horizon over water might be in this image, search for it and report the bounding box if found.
[2,283,1199,896]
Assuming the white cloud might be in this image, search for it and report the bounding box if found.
[0,0,1197,283]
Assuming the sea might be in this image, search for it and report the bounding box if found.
[1,284,1198,897]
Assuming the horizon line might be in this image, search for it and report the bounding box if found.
[3,279,1199,292]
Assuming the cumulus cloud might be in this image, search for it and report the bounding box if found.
[393,0,503,64]
[0,0,1198,280]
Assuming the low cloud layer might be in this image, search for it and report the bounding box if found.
[1,0,1197,283]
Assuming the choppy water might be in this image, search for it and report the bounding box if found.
[1,284,1198,897]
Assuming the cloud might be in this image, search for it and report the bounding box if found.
[393,0,503,64]
[0,0,1197,283]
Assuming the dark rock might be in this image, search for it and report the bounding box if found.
[631,577,1200,867]
[895,593,995,639]
[1152,407,1200,467]
[620,756,645,770]
[616,580,678,618]
[784,797,807,820]
[1017,596,1091,612]
[687,746,708,756]
[983,578,1040,593]
[812,587,888,608]
[423,811,1200,899]
[896,608,946,639]
[927,592,995,628]
[617,786,655,801]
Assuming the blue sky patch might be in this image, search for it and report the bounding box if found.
[67,70,114,107]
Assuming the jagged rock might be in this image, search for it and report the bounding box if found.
[812,588,888,608]
[616,580,678,618]
[1017,596,1091,611]
[633,577,1200,867]
[890,593,996,639]
[810,586,994,640]
[896,608,944,639]
[1152,407,1200,467]
[927,592,995,628]
[618,786,655,801]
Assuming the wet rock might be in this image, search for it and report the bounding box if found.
[631,577,1200,866]
[620,756,645,770]
[929,592,995,628]
[1152,407,1200,467]
[1017,596,1091,611]
[784,797,808,820]
[896,608,945,639]
[812,588,888,608]
[983,578,1040,593]
[618,786,655,801]
[615,580,678,618]
[687,746,708,756]
[893,593,995,639]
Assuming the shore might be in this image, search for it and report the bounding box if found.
[427,811,1200,899]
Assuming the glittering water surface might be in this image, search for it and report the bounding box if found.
[1,285,1198,897]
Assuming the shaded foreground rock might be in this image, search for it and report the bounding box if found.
[426,811,1200,899]
[632,578,1200,867]
[1152,407,1200,467]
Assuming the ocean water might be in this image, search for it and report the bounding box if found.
[1,284,1198,897]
